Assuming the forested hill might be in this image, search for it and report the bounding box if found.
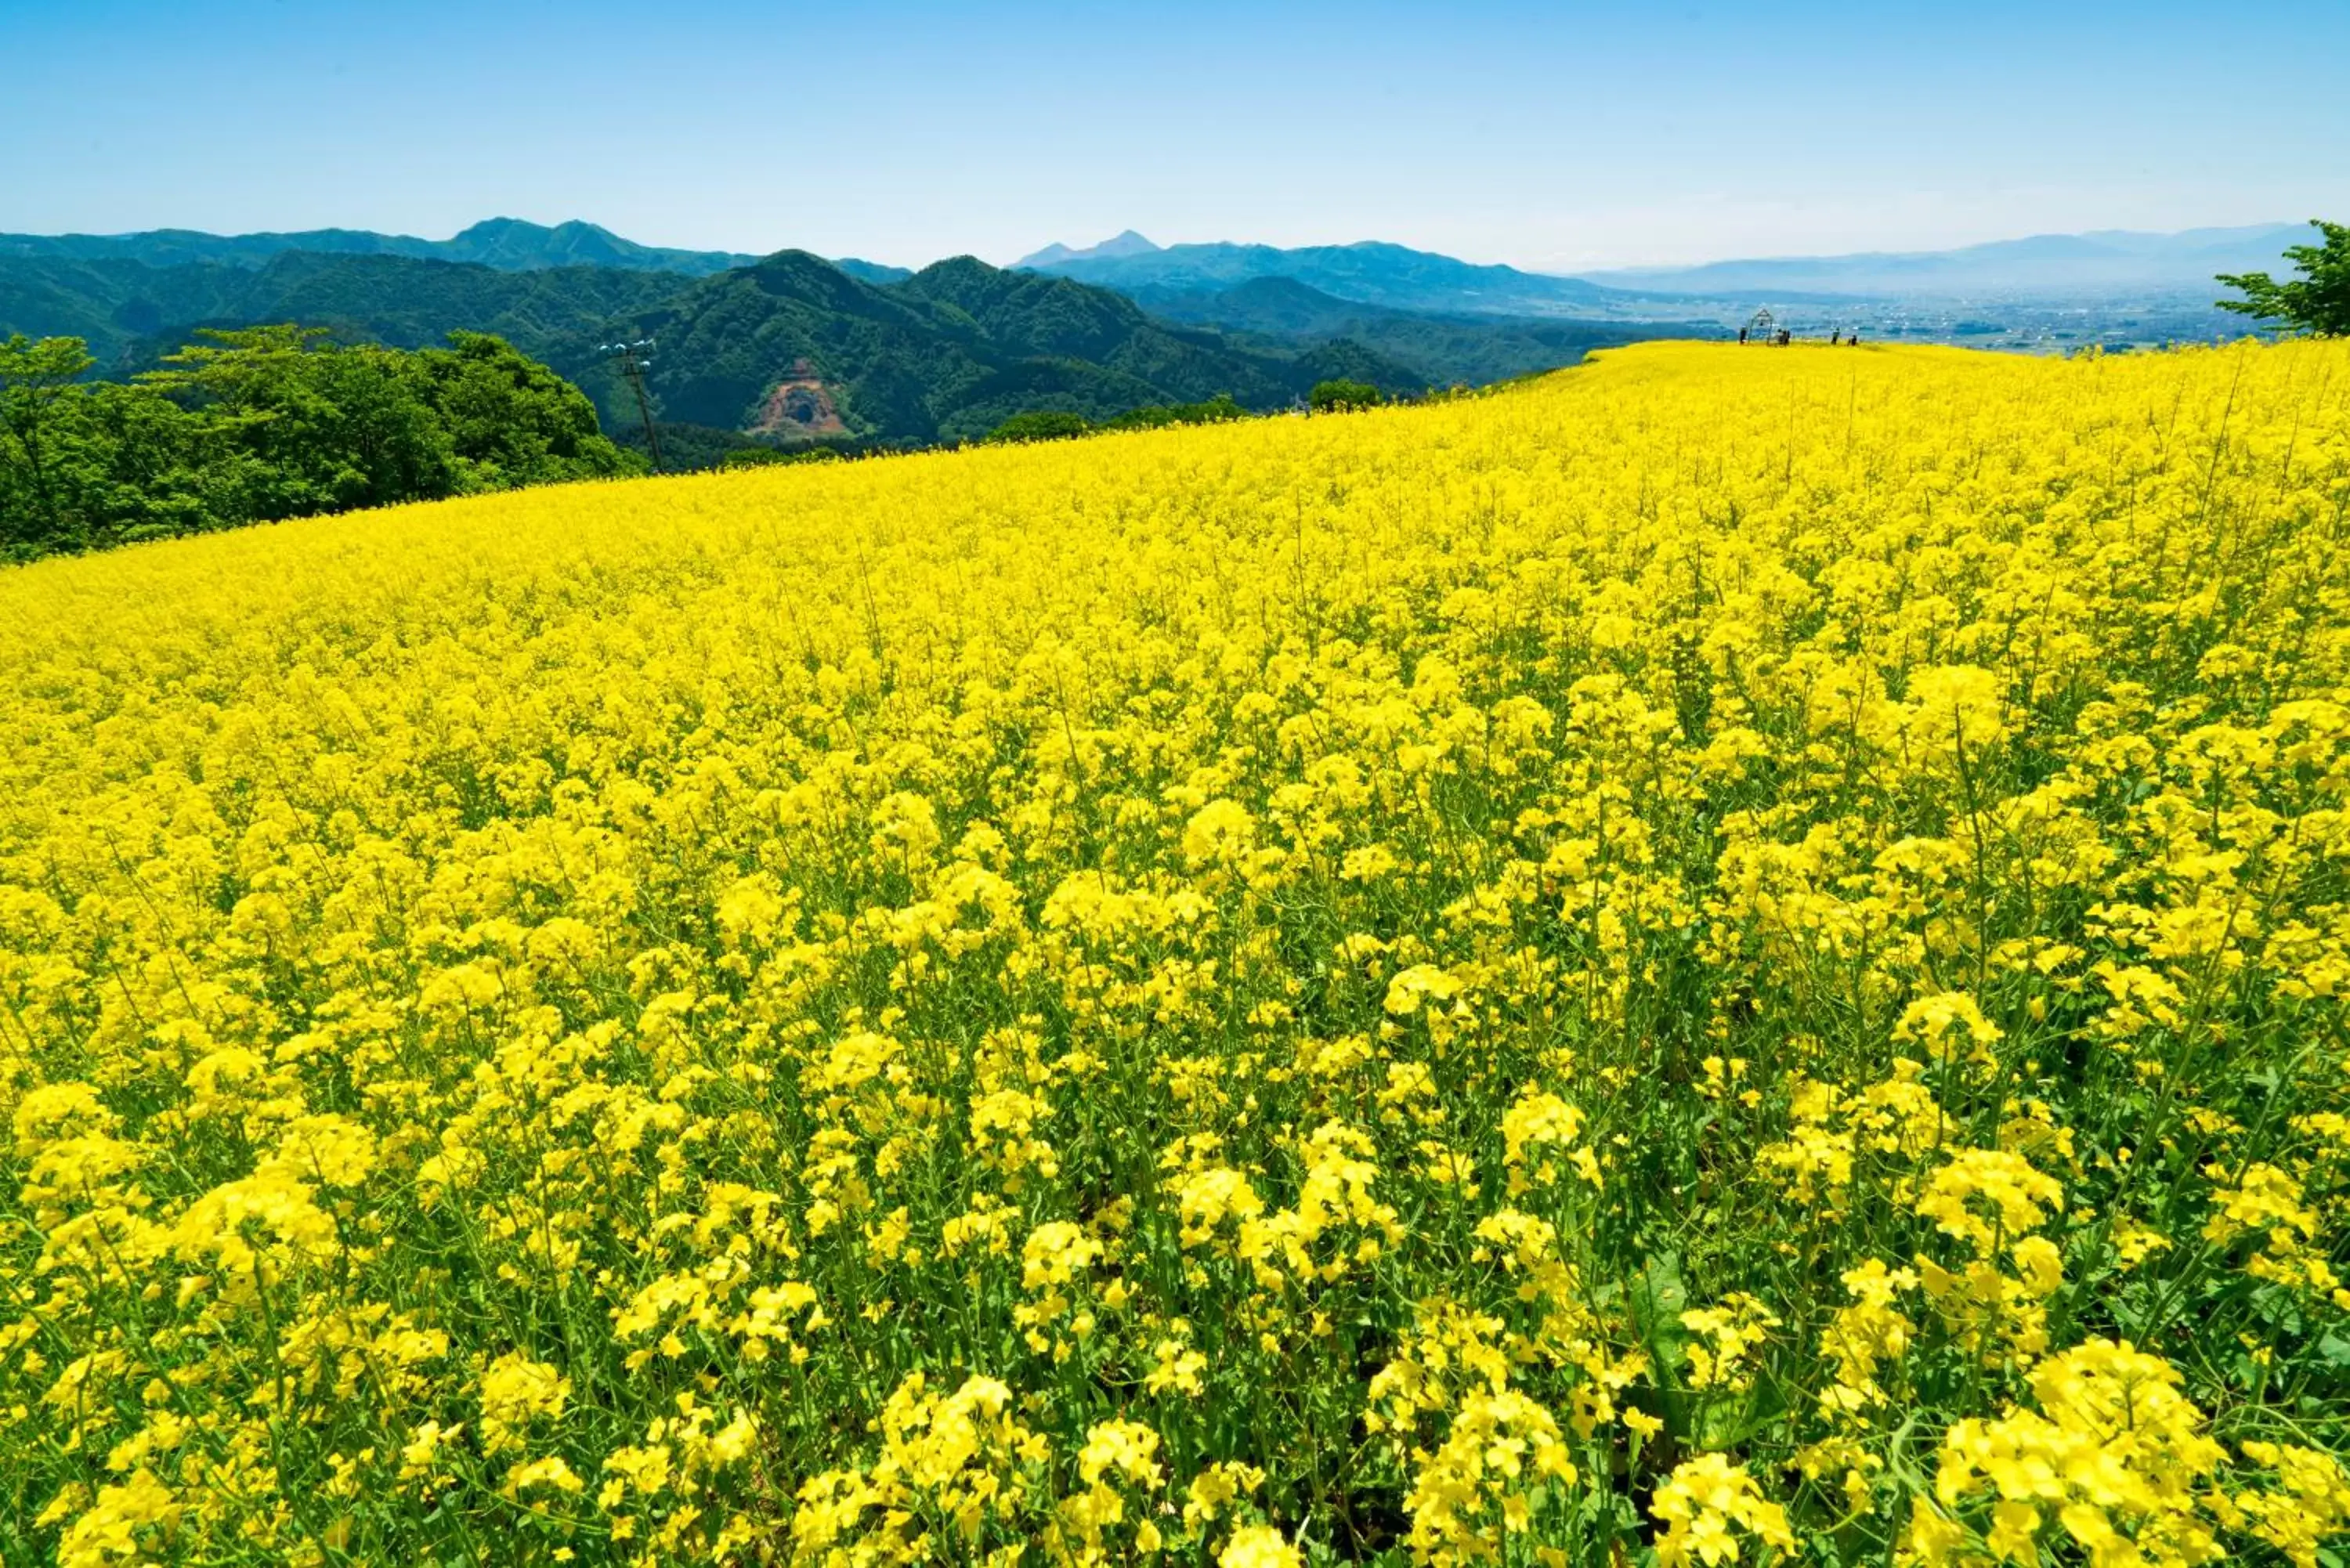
[616,251,1419,443]
[0,217,761,276]
[0,251,689,366]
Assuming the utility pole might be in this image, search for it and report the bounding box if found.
[599,338,664,472]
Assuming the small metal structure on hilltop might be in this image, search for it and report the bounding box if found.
[1745,308,1777,341]
[598,337,665,471]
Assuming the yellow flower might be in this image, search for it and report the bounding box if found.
[1930,1339,2227,1568]
[476,1353,570,1457]
[1219,1523,1303,1568]
[1020,1219,1101,1290]
[56,1469,180,1568]
[1077,1418,1162,1489]
[1914,1148,2064,1255]
[1650,1454,1794,1568]
[500,1455,584,1500]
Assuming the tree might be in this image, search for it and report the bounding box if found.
[144,326,636,513]
[0,327,636,560]
[719,445,841,470]
[984,410,1094,444]
[142,326,457,515]
[419,332,638,490]
[2217,220,2350,337]
[0,334,97,550]
[1308,378,1381,414]
[1104,395,1246,432]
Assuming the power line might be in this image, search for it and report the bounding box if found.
[598,338,664,473]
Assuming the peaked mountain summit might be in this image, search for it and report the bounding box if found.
[1014,230,1163,269]
[432,218,760,274]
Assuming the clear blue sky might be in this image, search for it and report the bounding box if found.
[4,0,2344,272]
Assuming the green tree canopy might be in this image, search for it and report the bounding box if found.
[1104,395,1246,432]
[0,334,99,547]
[1308,378,1381,414]
[0,327,637,561]
[2217,220,2350,337]
[983,410,1095,444]
[421,331,638,491]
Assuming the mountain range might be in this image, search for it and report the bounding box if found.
[1015,235,1684,317]
[7,214,2305,321]
[1574,223,2311,298]
[0,216,906,284]
[0,251,688,365]
[1009,222,2305,353]
[0,245,1444,450]
[1014,223,2308,309]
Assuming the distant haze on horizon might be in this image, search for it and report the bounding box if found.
[5,0,2345,273]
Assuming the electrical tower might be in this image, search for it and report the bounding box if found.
[599,338,665,472]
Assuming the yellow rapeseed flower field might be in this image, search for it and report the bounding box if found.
[5,340,2350,1568]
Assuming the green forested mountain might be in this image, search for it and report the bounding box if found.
[607,251,1425,444]
[0,257,251,362]
[0,252,691,367]
[0,218,759,276]
[832,258,916,285]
